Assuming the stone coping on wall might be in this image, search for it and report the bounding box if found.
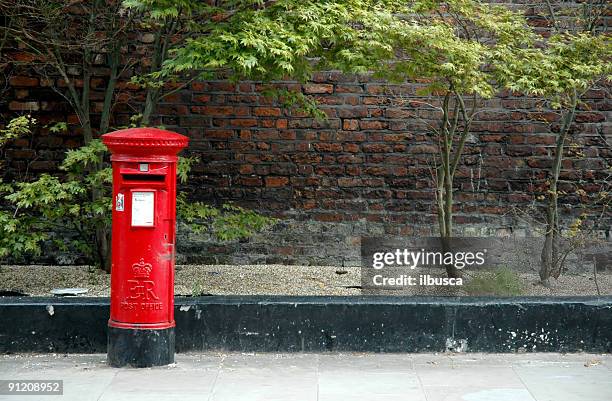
[1,296,611,354]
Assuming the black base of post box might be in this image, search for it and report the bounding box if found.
[107,326,175,368]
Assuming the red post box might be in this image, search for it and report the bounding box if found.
[102,127,188,367]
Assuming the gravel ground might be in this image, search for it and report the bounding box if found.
[1,264,611,297]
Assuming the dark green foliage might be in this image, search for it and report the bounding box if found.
[0,140,275,267]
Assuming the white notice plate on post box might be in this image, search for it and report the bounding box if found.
[131,191,154,227]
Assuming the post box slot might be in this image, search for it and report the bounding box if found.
[122,174,165,182]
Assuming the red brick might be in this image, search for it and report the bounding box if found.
[239,164,254,174]
[575,112,605,123]
[343,119,359,130]
[338,178,363,187]
[90,78,105,88]
[303,84,333,94]
[335,85,362,93]
[231,119,258,127]
[14,89,28,99]
[301,199,317,209]
[254,107,281,117]
[346,166,361,175]
[254,131,279,140]
[337,132,366,142]
[191,106,249,116]
[343,143,360,153]
[359,120,387,130]
[158,104,189,115]
[265,176,289,187]
[316,97,343,105]
[337,155,364,164]
[364,166,388,176]
[362,143,391,153]
[344,96,360,106]
[313,143,343,152]
[9,101,39,111]
[292,153,322,164]
[526,111,558,122]
[363,178,384,187]
[338,107,367,118]
[30,161,57,171]
[279,131,296,140]
[9,76,38,87]
[191,82,208,91]
[238,83,253,92]
[409,145,438,154]
[508,193,533,203]
[237,176,262,186]
[11,138,29,147]
[366,85,386,94]
[193,94,211,103]
[66,114,80,124]
[506,145,532,156]
[508,135,525,144]
[363,96,387,105]
[385,133,412,142]
[526,135,556,145]
[369,107,384,118]
[5,149,35,159]
[316,166,344,175]
[7,51,38,62]
[391,167,408,176]
[205,130,234,139]
[115,81,138,90]
[209,82,236,91]
[480,134,504,142]
[385,108,412,119]
[315,213,343,222]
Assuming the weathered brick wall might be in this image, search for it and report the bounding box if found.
[169,76,609,267]
[1,1,611,266]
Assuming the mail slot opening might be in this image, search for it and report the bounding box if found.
[122,174,165,182]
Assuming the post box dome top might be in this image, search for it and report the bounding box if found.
[102,128,188,158]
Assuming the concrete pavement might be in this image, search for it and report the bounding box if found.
[1,352,611,401]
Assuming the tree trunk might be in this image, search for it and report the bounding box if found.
[442,178,462,279]
[540,190,558,286]
[539,94,576,285]
[436,92,463,279]
[436,152,462,278]
[96,226,111,273]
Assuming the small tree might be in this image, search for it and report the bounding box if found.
[0,115,44,261]
[495,2,611,286]
[375,0,532,277]
[0,139,273,266]
[2,1,207,269]
[125,0,402,97]
[0,1,268,269]
[2,0,136,270]
[0,0,400,269]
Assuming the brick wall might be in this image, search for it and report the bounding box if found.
[169,76,609,267]
[1,1,611,267]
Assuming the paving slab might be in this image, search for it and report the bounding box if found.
[211,353,318,401]
[0,353,610,401]
[514,364,612,401]
[422,387,536,401]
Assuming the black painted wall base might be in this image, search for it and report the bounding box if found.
[107,326,174,368]
[0,297,611,354]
